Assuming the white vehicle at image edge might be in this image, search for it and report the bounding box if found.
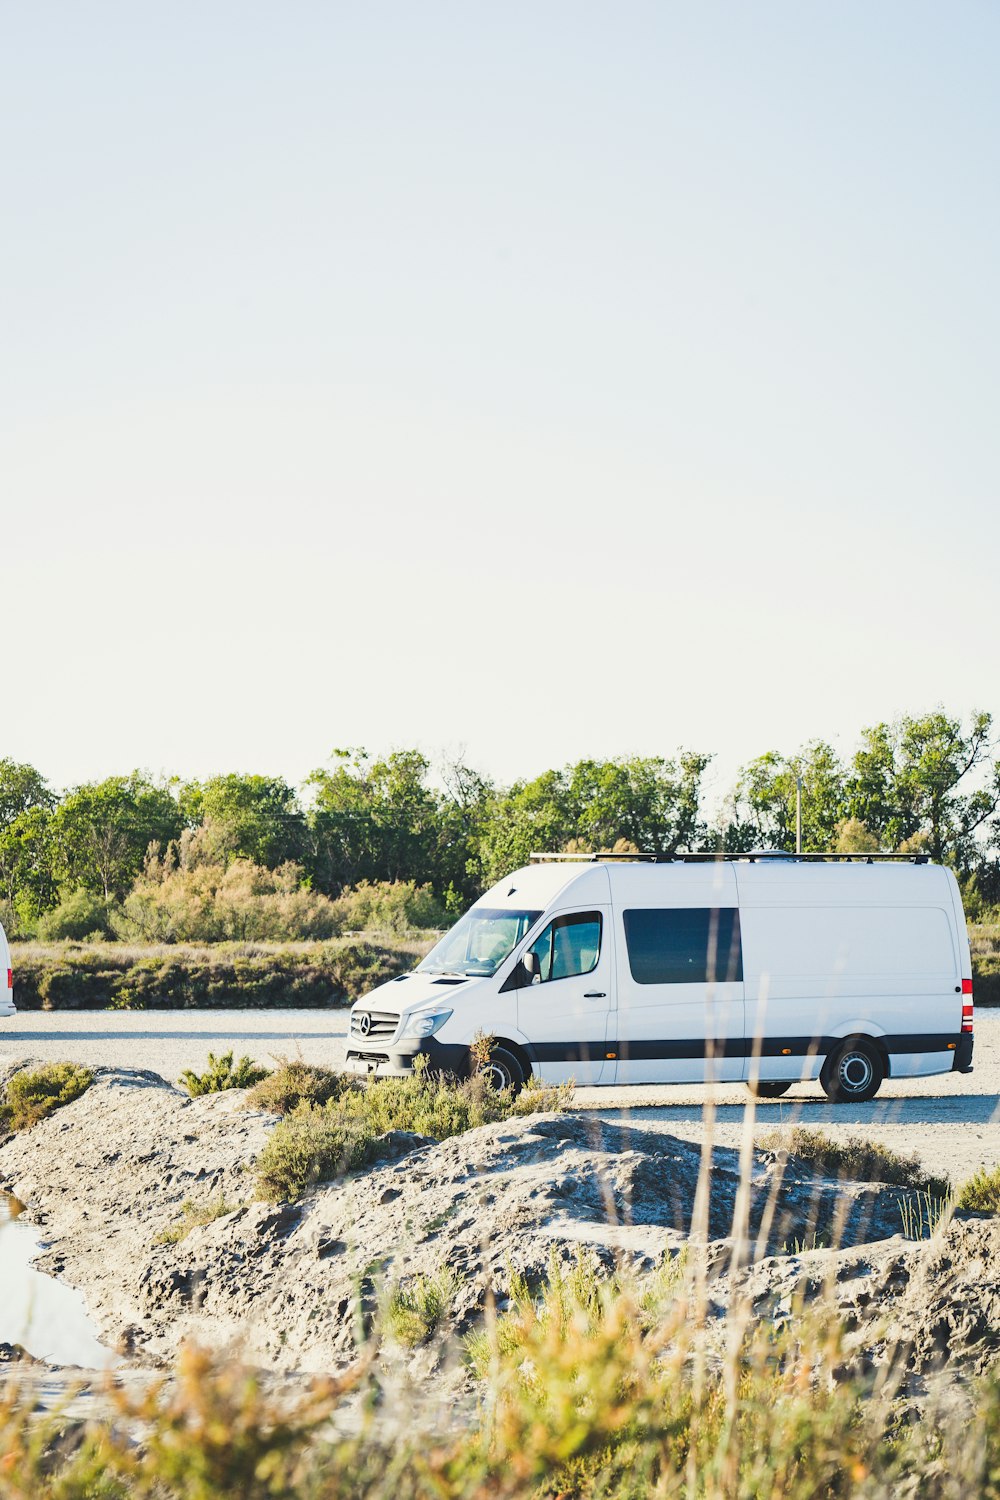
[0,917,12,1018]
[345,852,975,1103]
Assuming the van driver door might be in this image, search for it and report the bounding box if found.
[515,907,614,1085]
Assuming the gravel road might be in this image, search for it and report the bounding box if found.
[3,1009,998,1187]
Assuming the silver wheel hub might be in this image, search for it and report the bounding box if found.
[841,1053,872,1091]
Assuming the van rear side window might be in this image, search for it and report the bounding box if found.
[623,908,743,985]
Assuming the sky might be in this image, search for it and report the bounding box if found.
[2,2,998,804]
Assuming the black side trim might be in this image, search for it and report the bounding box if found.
[526,1033,965,1064]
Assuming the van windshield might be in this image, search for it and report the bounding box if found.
[418,908,542,978]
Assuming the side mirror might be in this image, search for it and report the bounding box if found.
[520,950,540,985]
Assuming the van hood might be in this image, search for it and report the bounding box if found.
[353,970,477,1018]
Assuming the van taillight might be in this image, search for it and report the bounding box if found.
[5,968,10,991]
[962,977,974,1033]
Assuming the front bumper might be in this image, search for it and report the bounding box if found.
[952,1034,974,1074]
[344,1036,471,1079]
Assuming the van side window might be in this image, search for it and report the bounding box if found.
[526,911,602,984]
[623,908,743,985]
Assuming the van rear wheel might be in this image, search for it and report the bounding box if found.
[481,1045,526,1094]
[747,1080,792,1099]
[820,1039,884,1103]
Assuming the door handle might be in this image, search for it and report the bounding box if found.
[584,991,606,998]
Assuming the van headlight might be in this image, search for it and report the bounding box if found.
[400,1008,453,1039]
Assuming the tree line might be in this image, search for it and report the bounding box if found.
[1,708,998,940]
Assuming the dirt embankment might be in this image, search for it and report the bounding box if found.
[1,1066,999,1389]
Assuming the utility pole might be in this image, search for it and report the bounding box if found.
[796,775,803,854]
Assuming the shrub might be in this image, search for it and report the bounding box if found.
[245,1058,346,1114]
[760,1126,950,1197]
[383,1265,462,1348]
[11,938,424,1010]
[333,879,446,934]
[7,1280,1000,1496]
[155,1194,240,1245]
[35,889,116,942]
[254,1067,571,1201]
[0,1062,94,1132]
[179,1051,271,1096]
[955,1165,1000,1213]
[254,1104,376,1201]
[113,849,345,944]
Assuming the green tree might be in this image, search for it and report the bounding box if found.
[472,753,711,888]
[51,774,184,901]
[471,769,576,890]
[0,758,54,826]
[846,710,1000,868]
[180,774,306,869]
[306,749,443,893]
[723,742,846,852]
[0,805,58,932]
[567,753,709,854]
[0,761,57,932]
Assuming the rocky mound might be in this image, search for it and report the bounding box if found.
[0,1066,949,1375]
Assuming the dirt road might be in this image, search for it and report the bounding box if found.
[2,1009,998,1186]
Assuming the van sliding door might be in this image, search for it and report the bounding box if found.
[614,867,745,1085]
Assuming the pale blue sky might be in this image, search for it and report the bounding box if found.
[2,3,998,799]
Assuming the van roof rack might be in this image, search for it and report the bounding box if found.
[529,851,931,865]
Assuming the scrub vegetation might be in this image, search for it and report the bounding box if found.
[154,1194,241,1245]
[5,1263,1000,1497]
[760,1126,950,1198]
[956,1165,1000,1214]
[179,1051,271,1096]
[382,1264,463,1348]
[253,1065,571,1201]
[0,1061,94,1133]
[245,1057,346,1114]
[9,937,426,1011]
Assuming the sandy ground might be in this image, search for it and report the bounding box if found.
[2,1009,998,1187]
[7,1067,1000,1397]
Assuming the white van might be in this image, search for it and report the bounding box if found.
[0,919,12,1018]
[345,853,974,1103]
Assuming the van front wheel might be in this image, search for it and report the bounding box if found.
[481,1046,526,1094]
[820,1039,884,1103]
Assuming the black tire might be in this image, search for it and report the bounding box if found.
[481,1045,526,1094]
[747,1079,793,1099]
[820,1038,884,1103]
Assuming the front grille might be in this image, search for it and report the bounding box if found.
[350,1009,400,1042]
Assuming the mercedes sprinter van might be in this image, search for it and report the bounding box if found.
[345,853,974,1103]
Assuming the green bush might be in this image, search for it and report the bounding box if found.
[179,1051,271,1096]
[113,849,345,944]
[254,1104,376,1200]
[155,1194,240,1245]
[0,1062,94,1132]
[760,1126,950,1197]
[254,1066,571,1201]
[10,937,426,1010]
[333,879,446,934]
[245,1058,346,1114]
[35,889,117,942]
[956,1165,1000,1213]
[383,1265,462,1348]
